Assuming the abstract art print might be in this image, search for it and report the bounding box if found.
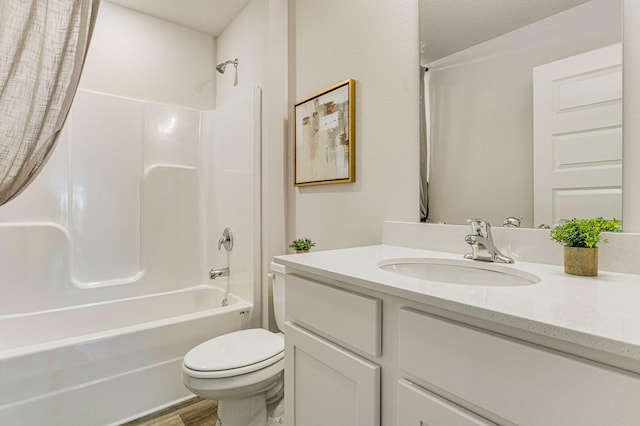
[294,79,355,186]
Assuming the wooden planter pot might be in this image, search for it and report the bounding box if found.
[564,246,598,276]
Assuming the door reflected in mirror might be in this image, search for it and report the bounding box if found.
[420,0,622,228]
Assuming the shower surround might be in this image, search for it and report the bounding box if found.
[0,88,261,425]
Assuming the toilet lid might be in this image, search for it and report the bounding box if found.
[184,328,284,372]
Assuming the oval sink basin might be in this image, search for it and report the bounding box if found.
[378,258,540,287]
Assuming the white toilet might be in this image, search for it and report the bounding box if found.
[182,262,286,426]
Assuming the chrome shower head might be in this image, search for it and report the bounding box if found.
[216,58,238,74]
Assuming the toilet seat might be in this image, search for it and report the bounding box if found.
[183,328,284,379]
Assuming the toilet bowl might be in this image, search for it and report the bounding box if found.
[182,262,286,426]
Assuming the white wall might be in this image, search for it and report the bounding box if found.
[216,0,268,106]
[426,0,621,227]
[290,0,420,251]
[80,1,216,109]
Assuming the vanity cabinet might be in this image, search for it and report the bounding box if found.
[283,268,640,426]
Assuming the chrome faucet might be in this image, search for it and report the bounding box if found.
[210,228,233,280]
[209,267,230,279]
[464,219,514,264]
[218,227,234,251]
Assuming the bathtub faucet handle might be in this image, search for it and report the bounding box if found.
[218,227,233,252]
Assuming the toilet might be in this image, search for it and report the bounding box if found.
[182,262,286,426]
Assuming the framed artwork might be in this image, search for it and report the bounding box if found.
[294,79,355,186]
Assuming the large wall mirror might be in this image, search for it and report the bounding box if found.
[419,0,622,228]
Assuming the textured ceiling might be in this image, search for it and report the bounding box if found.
[420,0,591,64]
[105,0,252,36]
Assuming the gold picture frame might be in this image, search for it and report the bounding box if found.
[294,79,355,186]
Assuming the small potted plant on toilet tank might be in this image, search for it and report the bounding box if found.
[550,217,621,276]
[290,238,316,254]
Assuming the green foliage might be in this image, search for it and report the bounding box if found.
[550,217,621,248]
[289,238,316,251]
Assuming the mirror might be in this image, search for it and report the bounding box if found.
[420,0,623,228]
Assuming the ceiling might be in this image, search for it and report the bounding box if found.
[420,0,591,63]
[105,0,252,37]
[106,1,592,57]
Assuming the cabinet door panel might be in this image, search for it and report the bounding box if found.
[285,322,380,426]
[398,380,496,426]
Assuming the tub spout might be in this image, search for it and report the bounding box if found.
[209,267,230,279]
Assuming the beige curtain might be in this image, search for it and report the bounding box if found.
[0,0,99,206]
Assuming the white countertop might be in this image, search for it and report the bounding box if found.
[275,244,640,365]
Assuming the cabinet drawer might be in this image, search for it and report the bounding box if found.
[399,308,640,425]
[286,274,381,357]
[398,379,495,426]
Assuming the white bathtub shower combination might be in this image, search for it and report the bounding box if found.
[0,88,261,425]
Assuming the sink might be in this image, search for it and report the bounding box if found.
[377,258,540,286]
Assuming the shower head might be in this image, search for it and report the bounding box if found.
[216,58,238,74]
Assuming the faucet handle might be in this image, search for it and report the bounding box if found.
[503,216,522,228]
[218,227,234,251]
[466,218,490,238]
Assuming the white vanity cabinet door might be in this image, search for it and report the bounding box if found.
[398,380,496,426]
[284,322,380,426]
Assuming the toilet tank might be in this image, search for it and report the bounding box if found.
[270,262,286,332]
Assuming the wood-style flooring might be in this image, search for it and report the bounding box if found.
[121,397,217,426]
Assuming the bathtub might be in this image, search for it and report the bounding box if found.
[0,286,252,425]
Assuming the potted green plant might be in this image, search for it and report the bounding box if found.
[289,238,316,254]
[550,217,621,276]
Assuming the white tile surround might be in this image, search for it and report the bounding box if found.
[382,221,640,275]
